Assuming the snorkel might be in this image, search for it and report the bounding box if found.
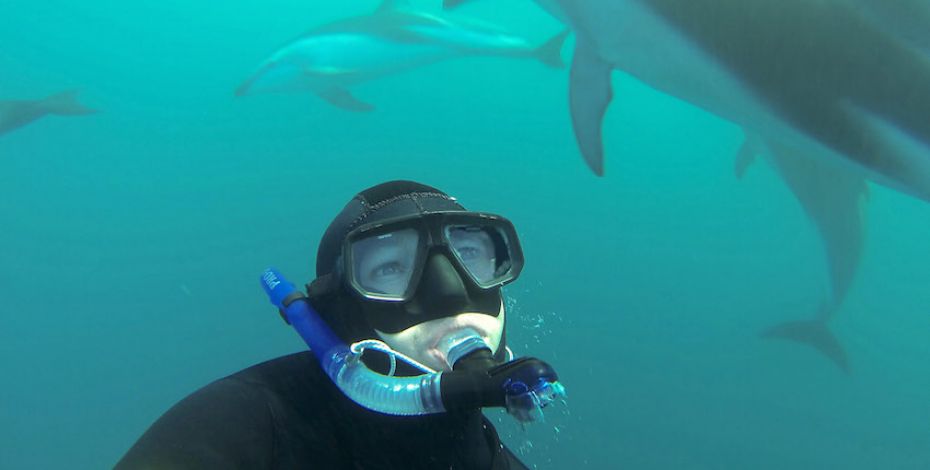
[261,268,566,422]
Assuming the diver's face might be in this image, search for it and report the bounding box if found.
[351,221,506,370]
[376,304,505,372]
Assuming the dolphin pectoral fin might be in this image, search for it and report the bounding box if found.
[535,29,570,69]
[317,88,375,112]
[762,318,849,373]
[569,40,613,176]
[735,135,758,179]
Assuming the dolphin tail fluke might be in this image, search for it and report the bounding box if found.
[317,87,375,112]
[762,318,850,373]
[535,29,570,69]
[569,39,613,176]
[42,90,95,116]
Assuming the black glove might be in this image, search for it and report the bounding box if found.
[440,349,559,411]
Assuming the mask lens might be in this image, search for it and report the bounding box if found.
[446,224,514,286]
[350,228,420,300]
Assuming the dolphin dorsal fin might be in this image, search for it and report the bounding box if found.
[376,0,410,13]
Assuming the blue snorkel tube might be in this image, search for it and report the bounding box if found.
[260,268,565,422]
[261,268,445,415]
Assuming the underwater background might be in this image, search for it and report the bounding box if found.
[2,0,929,468]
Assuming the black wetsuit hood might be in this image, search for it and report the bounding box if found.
[308,180,512,368]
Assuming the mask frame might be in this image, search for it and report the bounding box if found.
[342,211,525,302]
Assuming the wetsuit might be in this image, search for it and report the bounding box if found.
[116,351,528,469]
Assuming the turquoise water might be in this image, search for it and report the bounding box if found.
[2,1,929,468]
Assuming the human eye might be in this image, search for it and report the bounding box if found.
[457,246,480,260]
[371,261,406,279]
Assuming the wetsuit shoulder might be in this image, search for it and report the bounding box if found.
[478,415,531,470]
[115,352,340,470]
[501,446,531,470]
[118,352,531,469]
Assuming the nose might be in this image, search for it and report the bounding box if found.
[406,252,469,316]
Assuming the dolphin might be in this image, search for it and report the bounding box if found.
[449,0,930,203]
[0,90,95,137]
[737,135,867,372]
[444,0,897,370]
[235,0,568,111]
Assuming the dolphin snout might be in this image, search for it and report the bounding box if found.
[234,82,250,97]
[234,61,275,97]
[234,76,256,97]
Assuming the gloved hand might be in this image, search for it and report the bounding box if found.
[440,350,564,422]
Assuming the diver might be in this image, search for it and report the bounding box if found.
[116,180,565,469]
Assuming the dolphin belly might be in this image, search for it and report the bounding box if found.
[556,0,930,200]
[569,1,773,128]
[852,0,930,56]
[240,33,452,95]
[560,1,835,175]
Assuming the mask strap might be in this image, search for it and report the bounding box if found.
[306,273,339,299]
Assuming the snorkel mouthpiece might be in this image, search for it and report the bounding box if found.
[261,268,566,423]
[443,328,491,370]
